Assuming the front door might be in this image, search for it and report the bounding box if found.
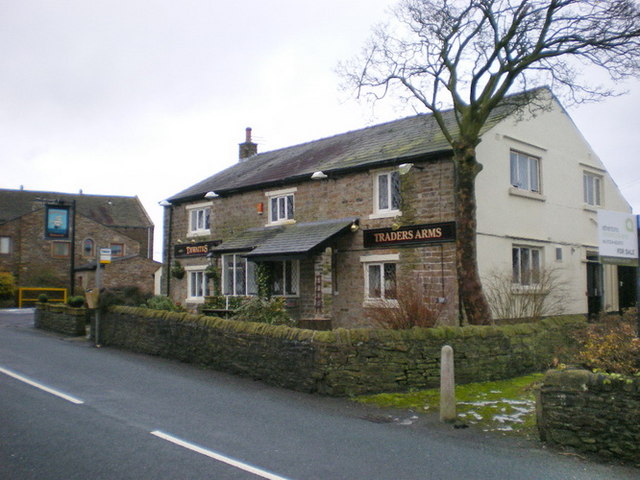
[618,265,637,312]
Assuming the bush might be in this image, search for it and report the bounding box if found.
[232,296,294,326]
[574,316,640,376]
[367,282,448,329]
[38,294,49,303]
[98,286,151,311]
[142,295,184,312]
[0,272,16,307]
[67,296,86,308]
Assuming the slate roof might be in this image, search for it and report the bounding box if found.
[0,189,153,227]
[212,218,358,259]
[166,90,542,203]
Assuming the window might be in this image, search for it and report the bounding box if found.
[374,170,401,215]
[269,260,299,296]
[510,151,540,193]
[52,241,70,258]
[0,236,10,254]
[188,270,210,300]
[110,243,124,257]
[188,206,211,235]
[270,194,294,223]
[83,238,94,257]
[583,172,602,206]
[265,188,296,225]
[512,246,541,286]
[222,254,257,296]
[361,254,399,302]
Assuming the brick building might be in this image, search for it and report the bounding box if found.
[0,188,160,300]
[161,89,633,328]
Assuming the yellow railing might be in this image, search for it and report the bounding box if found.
[18,287,67,308]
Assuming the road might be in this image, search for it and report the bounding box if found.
[0,309,636,480]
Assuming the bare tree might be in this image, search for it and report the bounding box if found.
[340,0,640,325]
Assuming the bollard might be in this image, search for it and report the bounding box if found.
[440,345,456,423]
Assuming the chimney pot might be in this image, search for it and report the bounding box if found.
[246,127,252,143]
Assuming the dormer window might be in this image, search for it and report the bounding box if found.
[187,202,211,236]
[266,188,296,225]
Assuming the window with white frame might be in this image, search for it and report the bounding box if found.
[187,268,210,301]
[361,254,399,302]
[265,188,296,225]
[510,151,540,193]
[222,254,257,296]
[512,246,542,286]
[583,172,602,207]
[373,170,401,216]
[0,236,10,254]
[187,203,211,236]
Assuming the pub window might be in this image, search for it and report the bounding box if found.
[0,236,10,254]
[361,254,399,304]
[372,170,401,218]
[222,254,257,296]
[268,260,299,297]
[510,150,540,193]
[187,269,210,301]
[265,188,296,225]
[512,246,542,286]
[51,241,70,258]
[83,238,95,257]
[110,243,124,257]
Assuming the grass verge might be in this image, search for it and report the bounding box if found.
[353,373,544,437]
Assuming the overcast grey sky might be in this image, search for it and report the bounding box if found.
[1,1,639,261]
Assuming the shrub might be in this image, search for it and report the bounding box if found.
[367,281,448,329]
[142,295,184,312]
[98,286,151,311]
[67,296,85,308]
[574,317,640,376]
[0,272,16,307]
[38,294,49,303]
[484,267,568,321]
[232,296,294,326]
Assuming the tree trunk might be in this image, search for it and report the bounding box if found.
[453,144,493,325]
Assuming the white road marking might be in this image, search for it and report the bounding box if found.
[0,366,85,405]
[151,430,293,480]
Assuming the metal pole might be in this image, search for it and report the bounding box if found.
[636,215,639,337]
[95,249,101,347]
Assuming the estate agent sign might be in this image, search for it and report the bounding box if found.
[363,222,456,248]
[597,210,638,266]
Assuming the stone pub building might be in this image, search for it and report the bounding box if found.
[161,89,633,328]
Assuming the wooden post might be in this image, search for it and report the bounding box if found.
[440,345,456,422]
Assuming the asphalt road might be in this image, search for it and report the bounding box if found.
[0,309,637,480]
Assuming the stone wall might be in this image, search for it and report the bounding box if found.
[96,306,583,396]
[35,303,88,336]
[537,369,640,464]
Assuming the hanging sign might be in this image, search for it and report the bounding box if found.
[45,205,70,238]
[597,210,638,266]
[363,221,456,248]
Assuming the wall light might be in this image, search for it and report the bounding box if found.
[204,191,218,199]
[311,171,328,180]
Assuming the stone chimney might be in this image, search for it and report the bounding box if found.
[239,127,257,161]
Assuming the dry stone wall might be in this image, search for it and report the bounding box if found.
[537,369,640,464]
[94,306,583,396]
